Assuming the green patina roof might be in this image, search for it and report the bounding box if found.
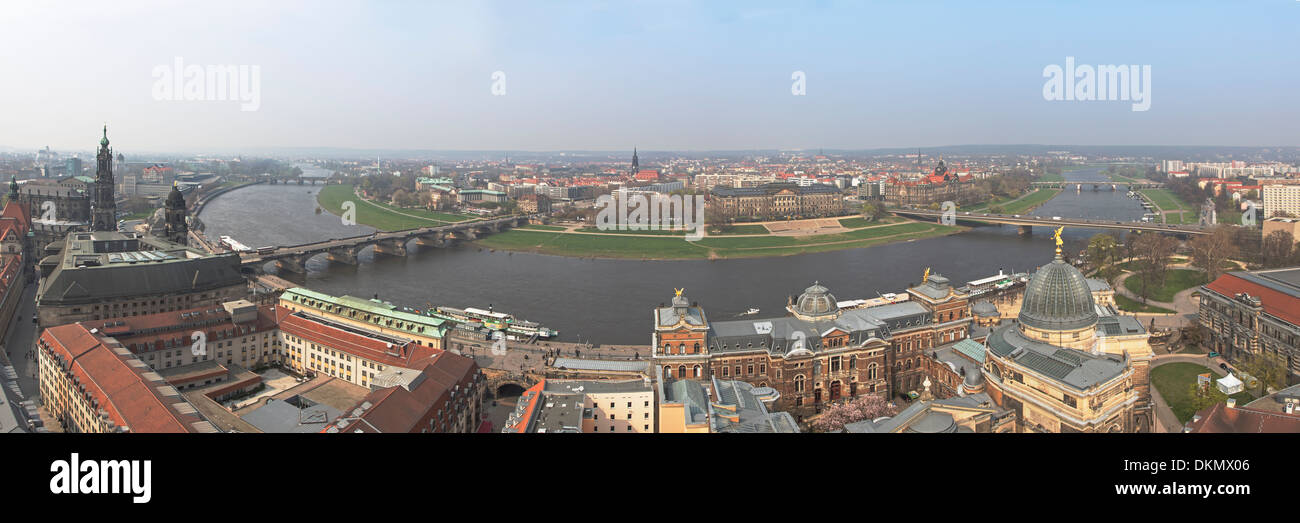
[953,338,986,363]
[283,287,447,338]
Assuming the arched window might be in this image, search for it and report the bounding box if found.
[905,359,912,370]
[693,365,702,378]
[794,375,806,392]
[678,365,687,379]
[693,342,700,354]
[665,367,674,378]
[849,355,858,369]
[867,363,877,380]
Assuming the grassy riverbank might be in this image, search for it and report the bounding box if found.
[473,220,963,259]
[1138,188,1196,224]
[317,184,480,230]
[966,188,1062,214]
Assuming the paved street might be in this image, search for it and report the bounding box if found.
[3,283,40,399]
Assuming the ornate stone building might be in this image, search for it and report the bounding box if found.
[883,160,976,207]
[980,248,1154,432]
[651,277,974,420]
[1198,267,1300,381]
[149,183,189,245]
[708,182,843,221]
[91,126,117,232]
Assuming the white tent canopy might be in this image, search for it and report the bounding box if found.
[1217,373,1244,395]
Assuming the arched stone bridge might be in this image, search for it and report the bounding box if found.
[239,214,545,273]
[482,368,544,399]
[893,209,1209,236]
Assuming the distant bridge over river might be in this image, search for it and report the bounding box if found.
[892,209,1208,236]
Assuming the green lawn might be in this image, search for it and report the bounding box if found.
[964,188,1062,214]
[1122,269,1207,302]
[1151,363,1257,423]
[517,224,566,231]
[317,185,481,231]
[1039,171,1066,182]
[1138,189,1196,224]
[473,221,961,259]
[575,227,695,236]
[838,217,879,229]
[1115,257,1180,272]
[1114,293,1174,314]
[710,224,771,235]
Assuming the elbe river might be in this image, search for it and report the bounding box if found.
[199,167,1147,345]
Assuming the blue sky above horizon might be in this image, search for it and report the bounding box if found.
[1,0,1297,153]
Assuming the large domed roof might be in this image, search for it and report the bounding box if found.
[1019,256,1097,331]
[794,282,838,318]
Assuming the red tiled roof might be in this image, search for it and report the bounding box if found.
[41,324,202,433]
[1204,272,1300,326]
[1186,402,1300,433]
[279,311,439,368]
[91,304,279,354]
[508,381,546,433]
[331,351,480,433]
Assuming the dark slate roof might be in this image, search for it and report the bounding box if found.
[1097,315,1146,337]
[710,378,799,433]
[656,303,707,327]
[986,324,1128,391]
[39,253,245,305]
[707,301,930,356]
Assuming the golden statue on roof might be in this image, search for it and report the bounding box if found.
[674,288,684,298]
[922,267,930,282]
[1053,226,1064,255]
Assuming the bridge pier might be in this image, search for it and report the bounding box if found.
[326,247,359,265]
[275,256,308,274]
[415,232,447,248]
[372,238,408,257]
[1018,225,1032,236]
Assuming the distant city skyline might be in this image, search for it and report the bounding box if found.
[2,1,1298,153]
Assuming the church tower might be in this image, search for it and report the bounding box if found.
[91,125,117,231]
[163,182,188,244]
[631,147,639,176]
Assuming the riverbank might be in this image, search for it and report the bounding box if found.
[965,188,1062,214]
[470,219,964,260]
[316,184,481,230]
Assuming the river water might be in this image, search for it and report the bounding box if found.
[198,166,1149,345]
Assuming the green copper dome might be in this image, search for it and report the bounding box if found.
[100,125,109,147]
[1019,255,1097,331]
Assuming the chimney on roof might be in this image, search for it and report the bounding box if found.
[1225,398,1236,409]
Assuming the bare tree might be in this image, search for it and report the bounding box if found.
[1261,230,1296,268]
[1132,233,1177,302]
[1189,225,1237,281]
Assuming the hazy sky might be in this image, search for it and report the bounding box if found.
[2,0,1297,153]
